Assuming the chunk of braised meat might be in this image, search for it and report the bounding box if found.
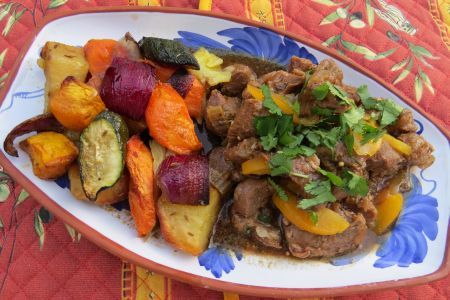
[399,133,435,169]
[316,142,366,174]
[345,194,377,229]
[221,64,257,97]
[231,179,282,249]
[283,204,367,258]
[224,137,263,165]
[387,109,418,136]
[258,70,305,94]
[209,147,235,196]
[341,84,360,104]
[300,59,345,116]
[288,56,317,74]
[205,90,241,137]
[227,98,268,145]
[367,141,406,178]
[281,154,321,198]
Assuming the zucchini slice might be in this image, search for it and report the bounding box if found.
[79,111,129,200]
[138,37,199,69]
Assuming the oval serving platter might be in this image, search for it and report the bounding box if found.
[0,7,449,298]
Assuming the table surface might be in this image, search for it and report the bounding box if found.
[0,0,448,299]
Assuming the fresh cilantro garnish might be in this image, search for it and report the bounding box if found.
[312,107,334,116]
[340,107,365,129]
[279,132,302,148]
[309,211,319,225]
[318,168,344,187]
[269,153,292,176]
[380,99,403,127]
[260,134,278,151]
[305,127,342,150]
[353,122,385,144]
[356,85,370,103]
[312,83,329,100]
[281,145,316,157]
[343,171,369,196]
[293,101,300,115]
[254,115,277,136]
[343,133,354,156]
[261,84,282,116]
[298,180,336,209]
[268,178,288,201]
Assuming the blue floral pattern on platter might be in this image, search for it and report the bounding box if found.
[176,26,318,65]
[198,247,242,278]
[0,88,44,114]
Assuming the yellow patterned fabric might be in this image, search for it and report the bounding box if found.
[429,0,450,50]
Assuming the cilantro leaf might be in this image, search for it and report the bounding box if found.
[306,130,321,146]
[343,171,369,196]
[269,153,292,176]
[298,180,336,209]
[318,168,344,187]
[281,145,316,157]
[356,85,370,103]
[328,84,355,107]
[343,133,354,156]
[309,211,318,225]
[293,101,300,115]
[353,122,385,144]
[261,84,282,116]
[268,178,288,201]
[254,115,277,137]
[279,132,302,148]
[305,127,342,150]
[340,107,365,129]
[260,134,278,151]
[380,99,403,127]
[312,83,329,100]
[312,107,334,116]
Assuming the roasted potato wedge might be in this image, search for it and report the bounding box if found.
[157,187,221,256]
[40,42,89,111]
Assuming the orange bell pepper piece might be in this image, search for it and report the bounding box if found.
[84,39,117,74]
[126,135,156,237]
[146,82,202,154]
[184,77,206,119]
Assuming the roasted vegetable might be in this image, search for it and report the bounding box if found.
[167,71,195,97]
[158,154,209,205]
[168,72,206,119]
[3,113,64,157]
[126,135,156,236]
[68,164,129,205]
[100,57,156,120]
[145,83,202,154]
[20,132,78,180]
[40,42,89,110]
[84,39,117,74]
[157,187,221,256]
[189,47,231,86]
[49,77,105,132]
[79,111,129,200]
[115,33,141,61]
[138,37,199,69]
[273,192,350,235]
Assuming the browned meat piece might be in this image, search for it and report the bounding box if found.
[399,133,435,169]
[367,141,406,178]
[283,205,367,258]
[342,84,360,104]
[205,90,241,137]
[224,137,263,165]
[258,70,305,94]
[209,147,235,196]
[221,64,257,97]
[387,109,418,136]
[232,178,274,218]
[227,98,268,145]
[288,56,316,73]
[231,214,283,249]
[317,143,366,174]
[345,194,378,229]
[282,155,321,198]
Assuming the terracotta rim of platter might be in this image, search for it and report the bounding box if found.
[0,6,448,298]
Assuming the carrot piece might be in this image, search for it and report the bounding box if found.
[126,135,156,237]
[145,82,202,154]
[84,39,117,74]
[184,77,206,119]
[143,60,178,82]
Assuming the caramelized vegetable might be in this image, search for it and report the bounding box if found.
[184,77,206,119]
[40,42,89,110]
[49,77,106,132]
[273,192,350,235]
[241,156,270,175]
[383,134,412,155]
[68,164,129,205]
[84,39,117,74]
[189,47,231,86]
[3,113,64,157]
[157,187,221,256]
[20,132,78,180]
[126,135,156,236]
[145,83,202,154]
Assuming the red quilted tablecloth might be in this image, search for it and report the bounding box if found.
[0,0,449,299]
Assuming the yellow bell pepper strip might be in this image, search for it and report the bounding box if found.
[353,132,383,156]
[382,134,412,155]
[241,156,270,175]
[374,188,403,235]
[273,192,350,235]
[246,84,300,124]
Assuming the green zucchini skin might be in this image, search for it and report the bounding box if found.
[79,110,129,200]
[138,37,200,70]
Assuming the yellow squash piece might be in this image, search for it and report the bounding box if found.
[20,132,78,180]
[157,187,221,256]
[383,134,412,155]
[189,47,231,86]
[273,192,350,235]
[353,132,383,156]
[241,156,270,175]
[40,41,89,111]
[246,84,300,124]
